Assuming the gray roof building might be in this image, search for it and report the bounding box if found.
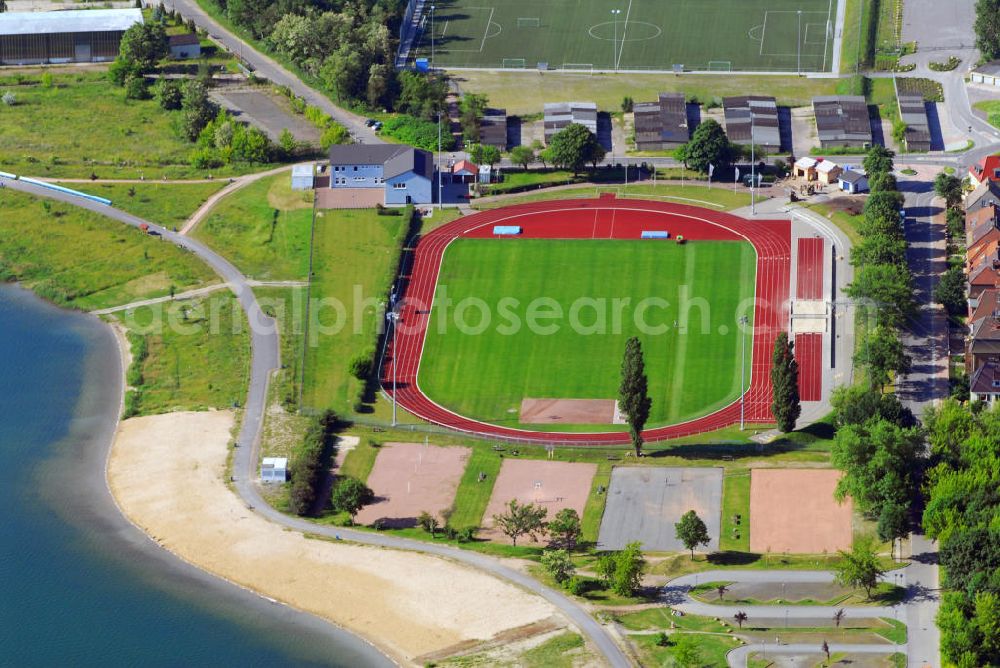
[328,144,433,180]
[633,93,688,151]
[813,96,873,148]
[543,102,597,143]
[0,9,143,65]
[896,93,931,152]
[723,96,781,151]
[479,109,508,149]
[972,61,1000,87]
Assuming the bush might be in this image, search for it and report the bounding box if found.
[458,526,477,543]
[655,632,670,647]
[123,389,142,418]
[379,115,455,152]
[157,79,183,110]
[319,123,350,150]
[40,72,53,89]
[124,75,150,100]
[288,410,340,516]
[565,576,587,596]
[189,147,225,169]
[304,104,333,128]
[349,353,374,380]
[1,90,16,107]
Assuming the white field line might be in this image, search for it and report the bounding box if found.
[480,7,496,52]
[759,11,769,56]
[441,19,449,36]
[823,0,833,71]
[616,0,634,70]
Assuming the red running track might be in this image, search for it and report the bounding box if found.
[796,237,825,300]
[795,333,823,402]
[382,197,791,444]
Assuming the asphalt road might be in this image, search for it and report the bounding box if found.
[1,175,631,668]
[727,643,897,668]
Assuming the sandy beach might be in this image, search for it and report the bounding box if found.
[107,410,568,665]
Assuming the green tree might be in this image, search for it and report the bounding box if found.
[855,325,911,391]
[977,0,1000,60]
[770,332,801,432]
[831,385,915,429]
[288,410,339,516]
[278,128,297,158]
[469,143,501,168]
[394,70,448,120]
[734,611,748,629]
[877,501,909,560]
[230,124,272,163]
[619,336,652,456]
[320,123,350,150]
[867,170,898,193]
[675,509,711,558]
[596,553,616,588]
[548,508,582,551]
[492,499,547,546]
[547,123,605,175]
[672,634,701,667]
[935,172,965,209]
[621,96,634,112]
[181,80,215,142]
[509,145,535,169]
[458,93,489,142]
[846,263,916,328]
[834,537,885,598]
[417,510,439,535]
[330,476,374,519]
[681,118,730,173]
[156,79,183,110]
[862,145,895,176]
[934,266,967,317]
[611,541,645,596]
[541,549,576,584]
[119,22,168,73]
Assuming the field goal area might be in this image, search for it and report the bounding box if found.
[756,10,832,59]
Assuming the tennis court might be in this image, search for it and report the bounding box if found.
[410,0,836,72]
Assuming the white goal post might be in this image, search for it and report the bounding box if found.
[502,57,527,69]
[561,62,595,74]
[708,60,732,71]
[516,17,541,27]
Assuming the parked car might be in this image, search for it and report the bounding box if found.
[365,118,376,126]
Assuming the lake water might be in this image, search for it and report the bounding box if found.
[0,286,389,667]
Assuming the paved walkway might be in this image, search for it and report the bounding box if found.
[90,283,230,315]
[727,642,898,668]
[2,174,631,668]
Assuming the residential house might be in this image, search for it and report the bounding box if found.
[968,289,1000,374]
[543,102,597,143]
[970,361,1000,403]
[322,144,434,208]
[479,109,508,150]
[966,205,1000,273]
[813,96,873,149]
[168,32,201,59]
[968,155,1000,187]
[633,93,689,151]
[0,9,143,65]
[965,180,1000,212]
[840,169,868,194]
[896,93,931,152]
[723,95,781,152]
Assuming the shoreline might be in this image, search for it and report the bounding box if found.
[5,284,391,667]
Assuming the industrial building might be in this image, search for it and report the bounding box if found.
[543,101,597,143]
[633,93,688,151]
[479,109,508,150]
[896,93,932,152]
[723,96,781,152]
[813,96,873,149]
[0,9,143,66]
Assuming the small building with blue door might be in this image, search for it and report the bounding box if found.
[325,144,435,208]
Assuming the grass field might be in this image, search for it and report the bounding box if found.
[418,238,756,430]
[0,190,216,310]
[415,0,835,72]
[118,293,250,415]
[192,174,314,281]
[0,70,271,179]
[719,470,751,552]
[58,182,227,229]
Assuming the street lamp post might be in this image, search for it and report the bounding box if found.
[437,112,443,210]
[611,9,621,71]
[750,110,756,215]
[430,5,436,70]
[739,315,749,429]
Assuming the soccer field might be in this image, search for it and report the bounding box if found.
[412,0,836,72]
[417,239,757,431]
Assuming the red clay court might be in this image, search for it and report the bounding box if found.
[750,468,853,554]
[482,459,597,543]
[353,442,470,528]
[382,196,792,443]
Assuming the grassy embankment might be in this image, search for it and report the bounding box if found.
[0,189,215,310]
[56,181,227,229]
[0,70,274,179]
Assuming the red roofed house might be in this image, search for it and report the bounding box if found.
[967,287,1000,374]
[969,155,1000,187]
[452,160,479,185]
[967,205,1000,272]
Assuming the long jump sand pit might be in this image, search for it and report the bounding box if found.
[107,411,563,665]
[354,442,470,528]
[519,398,622,425]
[482,459,597,543]
[750,468,853,554]
[598,467,723,552]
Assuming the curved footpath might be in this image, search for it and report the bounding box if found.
[1,175,630,668]
[726,643,898,668]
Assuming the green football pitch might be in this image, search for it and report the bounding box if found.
[413,0,836,72]
[417,239,757,431]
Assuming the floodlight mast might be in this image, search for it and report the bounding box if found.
[431,5,436,69]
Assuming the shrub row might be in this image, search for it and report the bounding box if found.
[288,409,340,516]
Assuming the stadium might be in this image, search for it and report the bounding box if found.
[404,0,838,73]
[381,196,793,444]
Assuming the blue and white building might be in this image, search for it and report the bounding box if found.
[326,144,434,208]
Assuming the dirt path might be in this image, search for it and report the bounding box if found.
[179,164,296,235]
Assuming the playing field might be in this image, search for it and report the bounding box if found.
[417,239,756,431]
[412,0,836,72]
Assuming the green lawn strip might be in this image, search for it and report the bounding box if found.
[302,208,410,414]
[337,436,381,482]
[802,202,863,247]
[116,293,250,415]
[56,181,227,229]
[475,182,757,212]
[581,462,612,543]
[418,239,755,430]
[455,71,838,115]
[632,631,740,668]
[689,581,904,607]
[613,609,730,633]
[0,189,216,311]
[521,632,585,668]
[874,618,907,644]
[720,470,751,552]
[0,69,271,179]
[192,174,314,280]
[974,100,1000,129]
[447,446,503,529]
[649,552,899,579]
